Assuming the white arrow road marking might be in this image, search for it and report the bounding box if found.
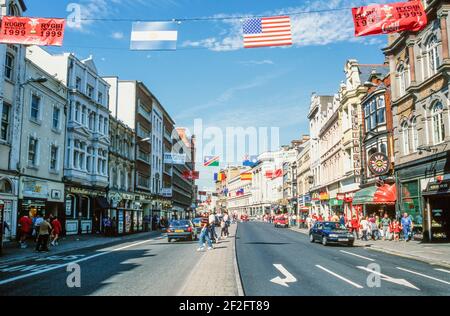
[270,264,297,287]
[340,250,375,262]
[316,265,363,289]
[397,267,450,285]
[435,268,450,274]
[357,266,420,290]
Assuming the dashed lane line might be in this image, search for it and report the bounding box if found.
[340,250,375,262]
[435,268,450,274]
[315,265,363,289]
[396,267,450,285]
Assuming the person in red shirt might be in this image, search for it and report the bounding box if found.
[350,215,360,240]
[18,215,32,248]
[51,216,62,246]
[393,220,402,241]
[318,214,323,221]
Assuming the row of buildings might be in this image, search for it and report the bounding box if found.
[0,0,197,242]
[215,0,450,242]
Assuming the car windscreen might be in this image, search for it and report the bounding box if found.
[323,222,346,230]
[170,220,190,227]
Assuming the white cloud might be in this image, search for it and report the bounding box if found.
[182,0,390,51]
[239,60,274,66]
[111,31,124,39]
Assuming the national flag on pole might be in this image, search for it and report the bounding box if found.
[217,172,227,182]
[130,21,178,50]
[243,16,292,49]
[352,1,427,37]
[203,156,220,167]
[240,172,252,181]
[214,173,218,181]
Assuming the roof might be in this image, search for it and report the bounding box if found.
[358,64,389,84]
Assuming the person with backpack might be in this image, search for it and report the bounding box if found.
[35,216,52,252]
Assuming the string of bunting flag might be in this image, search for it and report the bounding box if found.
[0,1,428,49]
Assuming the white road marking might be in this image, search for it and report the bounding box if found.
[270,264,297,287]
[397,267,450,285]
[0,239,155,286]
[357,266,420,290]
[315,265,363,289]
[340,250,375,262]
[435,268,450,274]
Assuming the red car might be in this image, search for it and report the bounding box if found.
[274,215,289,228]
[240,214,249,222]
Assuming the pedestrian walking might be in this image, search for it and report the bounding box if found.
[339,214,345,226]
[350,215,360,239]
[197,222,213,251]
[331,213,339,222]
[35,217,52,252]
[208,212,219,243]
[50,216,62,246]
[18,214,32,248]
[381,214,391,241]
[360,216,370,241]
[401,212,413,241]
[33,213,44,243]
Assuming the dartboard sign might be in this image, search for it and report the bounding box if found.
[368,152,390,176]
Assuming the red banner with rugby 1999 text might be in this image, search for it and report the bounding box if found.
[0,16,65,46]
[352,1,427,37]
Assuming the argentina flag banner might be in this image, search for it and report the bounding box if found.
[130,21,178,51]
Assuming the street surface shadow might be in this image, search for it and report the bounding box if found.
[244,242,291,245]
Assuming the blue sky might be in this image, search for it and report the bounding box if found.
[26,0,390,190]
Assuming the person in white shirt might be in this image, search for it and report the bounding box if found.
[360,216,370,241]
[208,213,219,243]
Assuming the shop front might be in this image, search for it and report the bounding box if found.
[319,191,330,218]
[64,186,109,235]
[422,179,450,242]
[352,184,396,218]
[108,191,144,236]
[18,177,64,232]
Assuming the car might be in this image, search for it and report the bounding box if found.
[309,221,355,246]
[167,220,197,242]
[274,215,289,228]
[192,217,203,235]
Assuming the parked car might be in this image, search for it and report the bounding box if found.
[167,220,197,242]
[309,221,354,246]
[274,215,289,228]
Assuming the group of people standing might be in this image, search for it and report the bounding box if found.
[18,213,62,252]
[197,211,231,251]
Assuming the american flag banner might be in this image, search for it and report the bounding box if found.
[243,16,292,49]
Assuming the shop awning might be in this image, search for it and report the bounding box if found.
[330,198,343,207]
[353,184,396,205]
[96,197,111,209]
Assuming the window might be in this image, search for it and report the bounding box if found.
[87,147,93,173]
[138,173,150,188]
[98,92,103,104]
[52,107,60,130]
[75,77,82,90]
[87,84,94,99]
[138,148,150,163]
[426,35,440,78]
[81,106,87,125]
[50,146,58,171]
[397,63,409,96]
[0,179,12,194]
[432,102,445,144]
[410,117,419,152]
[103,118,108,134]
[28,137,38,166]
[4,53,14,80]
[380,143,387,155]
[75,103,81,122]
[402,122,410,155]
[377,96,386,125]
[1,103,11,141]
[99,116,103,134]
[89,112,95,130]
[30,94,41,121]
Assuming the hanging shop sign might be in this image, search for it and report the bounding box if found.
[161,188,173,198]
[368,152,390,176]
[352,1,427,37]
[163,153,186,165]
[336,193,345,201]
[0,16,65,46]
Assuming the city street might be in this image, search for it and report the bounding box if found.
[2,221,450,296]
[237,222,450,296]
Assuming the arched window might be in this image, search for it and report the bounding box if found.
[0,178,13,194]
[380,142,387,155]
[397,63,408,96]
[426,35,440,78]
[432,102,445,144]
[402,121,410,155]
[410,117,419,152]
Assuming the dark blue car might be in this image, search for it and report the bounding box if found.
[309,221,355,246]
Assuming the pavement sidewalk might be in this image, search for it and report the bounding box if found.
[178,223,244,296]
[290,226,450,268]
[0,230,162,265]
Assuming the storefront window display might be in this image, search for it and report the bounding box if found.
[401,181,421,220]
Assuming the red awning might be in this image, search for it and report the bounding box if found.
[373,184,396,205]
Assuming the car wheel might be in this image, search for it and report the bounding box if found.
[168,238,172,243]
[309,234,315,243]
[348,241,354,247]
[322,236,328,246]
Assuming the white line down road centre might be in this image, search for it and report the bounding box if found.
[270,264,297,287]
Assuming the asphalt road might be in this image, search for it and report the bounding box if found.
[0,233,202,296]
[236,221,450,296]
